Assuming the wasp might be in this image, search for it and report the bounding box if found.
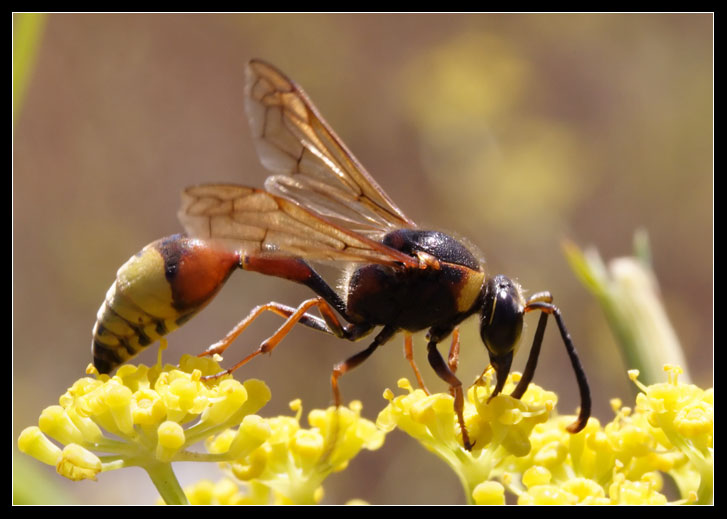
[92,59,591,450]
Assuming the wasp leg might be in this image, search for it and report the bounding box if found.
[445,328,461,398]
[448,328,461,374]
[242,254,376,340]
[511,295,591,434]
[203,297,338,379]
[203,297,374,380]
[199,301,333,358]
[331,325,397,406]
[510,312,548,399]
[259,297,367,352]
[403,334,430,394]
[426,338,473,451]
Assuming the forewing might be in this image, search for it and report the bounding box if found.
[244,59,416,235]
[179,184,419,267]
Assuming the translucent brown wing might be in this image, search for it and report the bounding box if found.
[245,59,417,237]
[179,184,419,268]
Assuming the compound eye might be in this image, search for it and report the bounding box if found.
[480,275,524,357]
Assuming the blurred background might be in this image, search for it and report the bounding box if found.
[13,13,712,505]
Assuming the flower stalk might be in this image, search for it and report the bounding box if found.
[563,231,690,386]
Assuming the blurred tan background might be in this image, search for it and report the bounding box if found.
[14,13,712,505]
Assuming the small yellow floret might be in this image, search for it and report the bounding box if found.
[132,388,166,426]
[56,444,102,481]
[609,476,668,505]
[156,421,186,462]
[185,479,216,505]
[291,429,325,470]
[18,426,62,466]
[518,485,578,505]
[38,405,84,445]
[104,381,135,435]
[226,415,272,459]
[561,478,607,503]
[200,379,248,426]
[522,465,551,488]
[674,400,713,438]
[472,481,506,505]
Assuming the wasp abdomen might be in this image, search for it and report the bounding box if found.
[92,235,240,374]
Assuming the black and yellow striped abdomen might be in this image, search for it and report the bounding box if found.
[92,234,240,374]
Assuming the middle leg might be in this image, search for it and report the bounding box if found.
[331,326,397,406]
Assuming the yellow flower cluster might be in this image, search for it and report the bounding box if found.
[18,354,271,504]
[629,365,713,503]
[377,371,555,504]
[18,352,711,505]
[503,415,677,505]
[206,399,385,505]
[378,366,712,505]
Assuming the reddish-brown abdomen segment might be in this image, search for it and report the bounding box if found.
[92,234,240,374]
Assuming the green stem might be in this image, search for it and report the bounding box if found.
[696,458,713,505]
[660,425,713,505]
[13,13,47,123]
[144,461,188,505]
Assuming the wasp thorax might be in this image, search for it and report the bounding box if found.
[479,275,525,358]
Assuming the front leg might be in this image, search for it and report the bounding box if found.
[425,335,473,451]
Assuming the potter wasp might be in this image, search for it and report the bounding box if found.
[92,59,591,450]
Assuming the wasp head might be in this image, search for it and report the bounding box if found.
[479,275,525,399]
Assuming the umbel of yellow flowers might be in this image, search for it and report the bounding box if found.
[376,365,711,505]
[17,353,384,505]
[19,356,711,505]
